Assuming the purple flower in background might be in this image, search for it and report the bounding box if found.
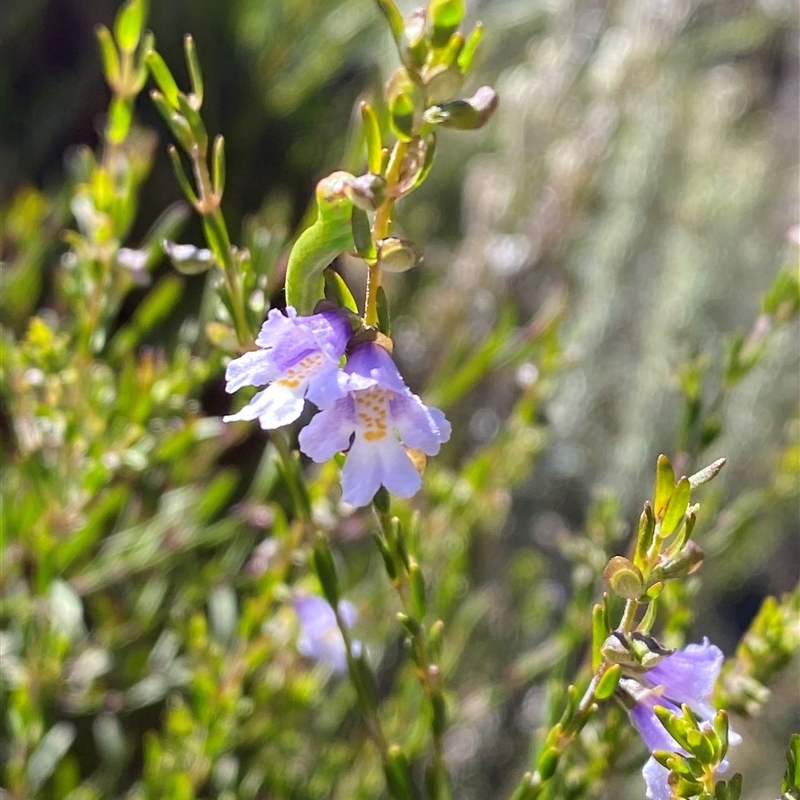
[223,307,350,429]
[293,594,359,674]
[298,342,451,507]
[624,638,740,800]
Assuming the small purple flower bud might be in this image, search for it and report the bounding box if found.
[223,307,351,430]
[293,594,359,674]
[298,342,451,507]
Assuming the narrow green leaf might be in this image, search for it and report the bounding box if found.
[324,270,359,314]
[212,135,225,196]
[428,0,465,47]
[654,454,675,520]
[591,603,607,669]
[457,22,483,73]
[132,274,184,332]
[635,501,656,567]
[409,561,427,619]
[384,745,413,800]
[352,208,377,260]
[183,34,204,105]
[95,25,120,85]
[146,51,180,109]
[176,93,207,153]
[360,101,383,175]
[373,0,404,43]
[166,145,199,206]
[312,539,340,607]
[594,664,622,700]
[661,476,691,537]
[376,286,392,336]
[114,0,144,53]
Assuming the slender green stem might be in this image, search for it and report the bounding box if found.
[187,148,250,346]
[374,503,451,798]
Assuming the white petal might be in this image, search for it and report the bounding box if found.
[225,349,280,392]
[298,400,354,462]
[224,383,305,429]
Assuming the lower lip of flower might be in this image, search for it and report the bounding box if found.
[275,351,325,389]
[355,387,391,441]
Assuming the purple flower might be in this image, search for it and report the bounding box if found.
[298,342,451,507]
[223,307,351,429]
[293,594,359,674]
[625,638,740,800]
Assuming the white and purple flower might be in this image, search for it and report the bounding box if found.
[298,342,451,507]
[293,594,359,674]
[623,638,740,800]
[223,307,351,429]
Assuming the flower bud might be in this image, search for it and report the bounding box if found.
[378,237,423,273]
[603,556,644,600]
[423,85,498,130]
[655,541,704,581]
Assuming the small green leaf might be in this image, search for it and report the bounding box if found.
[114,0,144,53]
[457,23,483,73]
[661,476,691,537]
[352,208,377,260]
[384,745,413,800]
[591,603,607,669]
[374,0,405,43]
[360,101,383,175]
[95,25,120,85]
[654,454,675,520]
[183,34,204,106]
[635,501,656,567]
[536,747,560,781]
[312,538,340,607]
[409,561,427,619]
[376,286,392,336]
[594,664,622,700]
[324,270,359,314]
[132,274,184,332]
[146,51,180,109]
[428,0,465,47]
[166,145,199,205]
[212,135,226,196]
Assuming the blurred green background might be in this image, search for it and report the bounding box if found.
[1,0,798,798]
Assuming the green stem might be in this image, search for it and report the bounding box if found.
[188,149,250,346]
[374,502,451,799]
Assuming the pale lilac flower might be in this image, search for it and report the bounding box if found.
[624,638,740,800]
[223,307,350,429]
[293,594,359,674]
[298,342,451,507]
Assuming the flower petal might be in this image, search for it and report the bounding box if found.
[345,343,407,392]
[642,756,671,800]
[629,693,682,754]
[340,435,421,507]
[298,400,354,462]
[645,638,724,707]
[225,348,281,392]
[305,362,350,409]
[223,383,305,428]
[391,390,451,454]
